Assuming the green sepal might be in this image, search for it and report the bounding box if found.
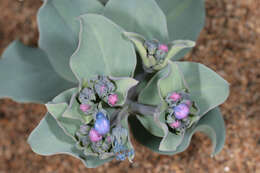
[123,32,152,68]
[120,114,135,162]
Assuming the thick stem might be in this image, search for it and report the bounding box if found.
[111,106,129,127]
[127,100,159,117]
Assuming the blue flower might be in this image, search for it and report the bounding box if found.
[94,112,110,135]
[116,153,126,161]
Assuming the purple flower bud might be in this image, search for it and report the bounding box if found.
[108,94,118,106]
[80,104,91,112]
[94,113,110,135]
[174,103,190,119]
[89,128,102,142]
[169,121,181,128]
[169,92,181,102]
[158,44,168,52]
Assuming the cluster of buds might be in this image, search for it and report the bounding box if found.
[75,110,113,158]
[78,76,119,116]
[111,126,134,161]
[124,32,195,72]
[165,91,198,134]
[144,40,169,64]
[75,76,133,160]
[75,111,133,160]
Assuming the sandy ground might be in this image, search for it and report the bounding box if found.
[0,0,259,172]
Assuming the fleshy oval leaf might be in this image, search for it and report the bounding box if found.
[104,0,169,43]
[38,0,104,82]
[0,41,75,104]
[137,66,170,137]
[70,14,136,81]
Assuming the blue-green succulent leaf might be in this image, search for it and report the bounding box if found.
[156,0,205,60]
[130,107,226,156]
[28,113,112,168]
[38,0,103,82]
[137,66,170,137]
[0,41,74,104]
[104,0,169,43]
[176,62,230,116]
[111,77,139,106]
[70,14,136,81]
[98,0,108,5]
[46,88,82,138]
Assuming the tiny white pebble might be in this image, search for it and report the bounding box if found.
[224,166,230,172]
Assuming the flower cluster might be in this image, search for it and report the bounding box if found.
[144,40,168,64]
[74,76,133,160]
[165,91,199,134]
[75,110,113,158]
[75,112,133,160]
[78,76,119,115]
[111,126,135,161]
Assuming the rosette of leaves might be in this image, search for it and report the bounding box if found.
[0,0,229,169]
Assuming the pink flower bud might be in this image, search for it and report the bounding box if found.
[108,94,118,106]
[158,44,168,52]
[100,85,106,93]
[170,92,181,102]
[89,128,102,142]
[170,121,181,128]
[80,104,91,112]
[185,100,192,107]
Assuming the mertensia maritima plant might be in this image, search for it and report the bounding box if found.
[0,0,229,168]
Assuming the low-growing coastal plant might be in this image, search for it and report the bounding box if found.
[0,0,229,168]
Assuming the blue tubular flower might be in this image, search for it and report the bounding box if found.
[174,103,190,119]
[116,153,126,161]
[94,112,110,135]
[127,149,135,158]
